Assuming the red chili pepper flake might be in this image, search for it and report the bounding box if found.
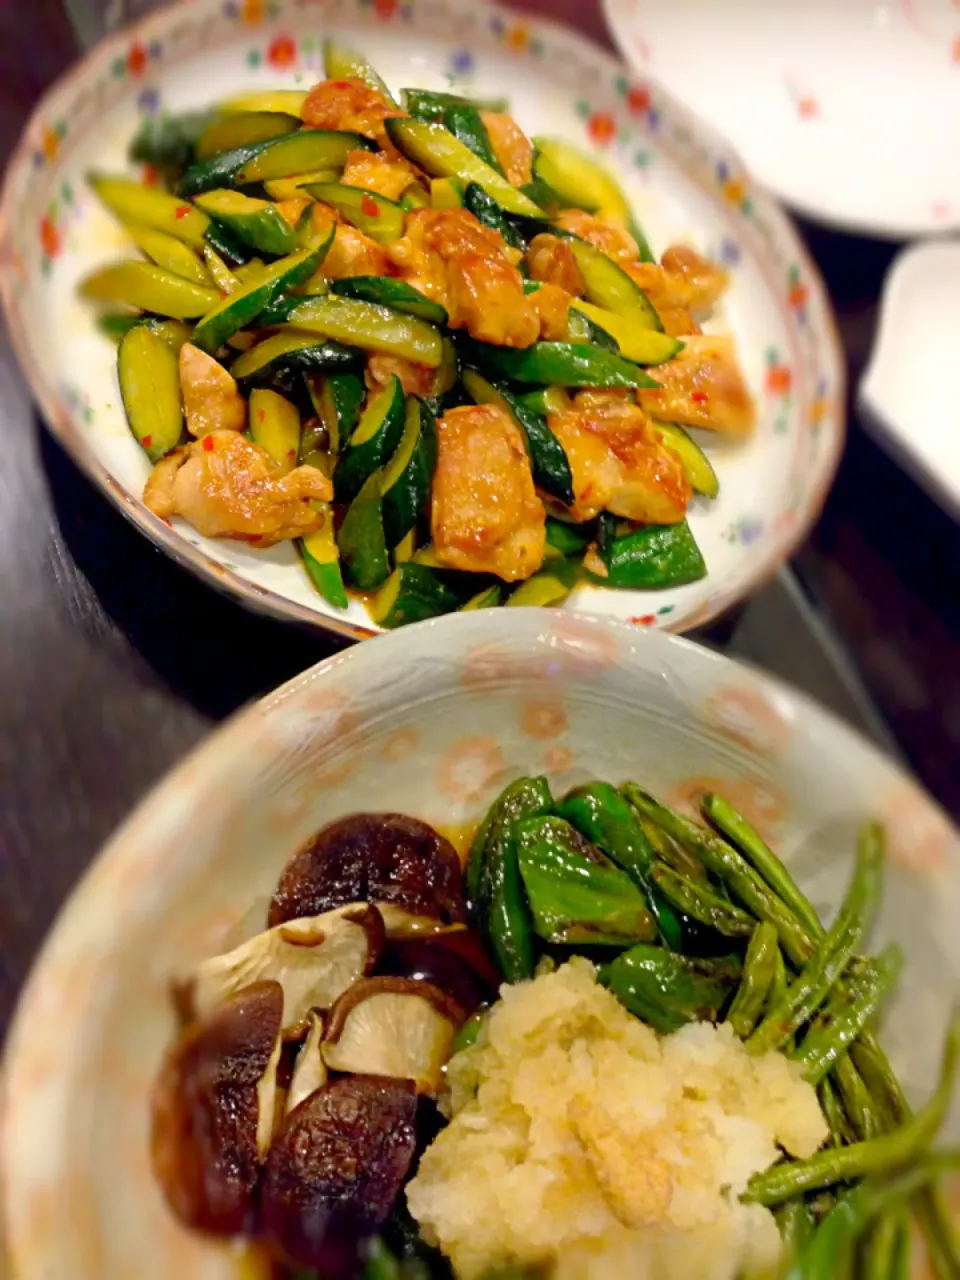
[330,80,352,89]
[360,194,381,218]
[258,408,266,423]
[174,205,191,220]
[691,390,709,404]
[142,434,152,447]
[202,435,215,451]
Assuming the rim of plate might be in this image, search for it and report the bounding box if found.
[3,607,958,1277]
[0,0,846,641]
[600,0,960,241]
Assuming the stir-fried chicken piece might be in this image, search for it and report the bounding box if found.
[549,389,691,524]
[526,233,586,296]
[366,352,441,399]
[432,405,545,581]
[307,204,390,281]
[554,209,639,266]
[301,76,405,148]
[143,431,333,545]
[480,111,533,186]
[626,244,728,336]
[637,333,756,437]
[179,343,246,437]
[340,148,420,202]
[529,282,572,341]
[387,208,537,347]
[275,197,311,229]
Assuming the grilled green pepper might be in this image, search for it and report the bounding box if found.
[599,944,741,1034]
[594,521,707,590]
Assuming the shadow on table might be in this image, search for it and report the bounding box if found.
[39,420,343,721]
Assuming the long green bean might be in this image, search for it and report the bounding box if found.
[786,1151,960,1280]
[747,827,884,1055]
[860,1204,911,1280]
[648,861,755,938]
[795,945,904,1085]
[832,1053,885,1140]
[744,1012,959,1205]
[700,793,822,936]
[819,1076,857,1148]
[775,1199,815,1257]
[726,921,779,1038]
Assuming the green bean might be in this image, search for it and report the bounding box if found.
[621,785,813,965]
[795,945,904,1085]
[915,1186,960,1280]
[747,826,884,1055]
[635,812,709,882]
[786,1151,960,1280]
[744,1011,959,1206]
[775,1199,815,1258]
[860,1204,911,1280]
[833,1053,885,1140]
[700,793,822,937]
[726,921,779,1038]
[819,1077,857,1148]
[648,861,756,938]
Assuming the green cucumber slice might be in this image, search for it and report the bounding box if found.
[127,223,211,286]
[308,370,365,452]
[370,562,460,627]
[179,130,373,196]
[249,388,301,469]
[381,397,438,547]
[280,296,444,366]
[330,276,447,325]
[301,515,349,609]
[89,174,211,248]
[118,325,184,461]
[571,301,681,364]
[385,118,542,218]
[194,189,299,256]
[221,90,308,116]
[80,262,220,319]
[334,374,405,503]
[564,236,662,332]
[459,338,660,389]
[596,520,706,589]
[302,181,405,243]
[231,332,357,381]
[322,39,398,105]
[652,422,719,499]
[460,585,503,611]
[338,472,390,591]
[196,111,299,161]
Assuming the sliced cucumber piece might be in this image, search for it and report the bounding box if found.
[263,169,339,201]
[515,385,571,418]
[564,236,662,332]
[405,98,503,174]
[308,370,365,453]
[330,276,447,325]
[179,130,373,196]
[401,88,511,116]
[89,174,211,248]
[221,89,308,116]
[202,243,240,293]
[127,224,211,286]
[370,563,459,628]
[338,472,390,591]
[462,369,574,506]
[571,301,681,365]
[459,338,660,389]
[192,236,332,352]
[322,39,398,105]
[382,397,438,547]
[301,514,348,609]
[334,374,405,503]
[231,332,357,381]
[385,118,542,218]
[462,183,525,251]
[652,422,719,499]
[302,181,405,243]
[596,520,706,589]
[196,112,299,162]
[130,109,219,173]
[506,570,574,608]
[249,388,301,470]
[545,518,589,558]
[118,325,184,461]
[429,177,464,210]
[195,189,299,256]
[460,584,503,611]
[400,181,431,210]
[281,296,444,366]
[565,304,619,353]
[80,262,220,319]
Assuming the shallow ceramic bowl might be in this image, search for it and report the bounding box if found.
[3,610,959,1278]
[0,0,844,640]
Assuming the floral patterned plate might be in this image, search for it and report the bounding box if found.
[0,0,844,641]
[603,0,960,239]
[2,610,958,1278]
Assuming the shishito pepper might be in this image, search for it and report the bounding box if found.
[556,782,683,950]
[514,816,657,947]
[599,943,741,1034]
[466,777,552,983]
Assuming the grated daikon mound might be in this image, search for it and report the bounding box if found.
[406,958,827,1280]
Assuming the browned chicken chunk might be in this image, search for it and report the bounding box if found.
[306,204,390,282]
[366,353,441,399]
[179,343,246,437]
[554,209,640,265]
[526,234,586,297]
[431,405,546,581]
[637,334,756,437]
[480,111,534,186]
[626,245,728,336]
[143,431,333,545]
[301,76,405,149]
[549,390,692,524]
[340,148,420,202]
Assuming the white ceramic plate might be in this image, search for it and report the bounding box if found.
[861,240,960,519]
[603,0,960,239]
[3,610,959,1277]
[0,0,844,641]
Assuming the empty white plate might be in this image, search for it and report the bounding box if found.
[861,240,960,517]
[603,0,960,238]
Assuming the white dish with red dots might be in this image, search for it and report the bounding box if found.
[603,0,960,238]
[0,0,843,640]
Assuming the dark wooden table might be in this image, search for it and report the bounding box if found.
[1,0,958,1034]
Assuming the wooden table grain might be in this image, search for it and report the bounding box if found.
[1,0,957,1036]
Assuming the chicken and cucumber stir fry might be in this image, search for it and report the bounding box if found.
[151,779,958,1280]
[82,41,756,625]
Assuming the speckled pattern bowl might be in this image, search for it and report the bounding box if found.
[3,611,958,1277]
